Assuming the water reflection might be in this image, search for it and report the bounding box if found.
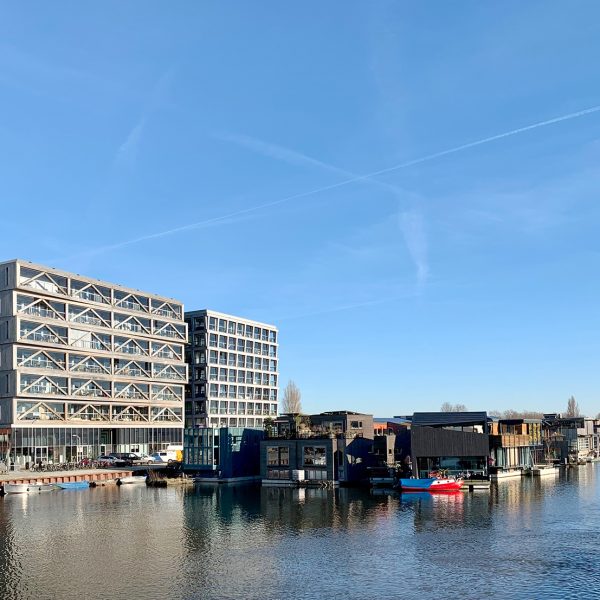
[1,469,600,599]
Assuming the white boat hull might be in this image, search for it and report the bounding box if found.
[118,476,147,485]
[4,482,56,494]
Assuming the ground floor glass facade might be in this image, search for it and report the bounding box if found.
[3,426,182,468]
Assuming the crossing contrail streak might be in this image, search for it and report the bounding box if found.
[73,104,600,257]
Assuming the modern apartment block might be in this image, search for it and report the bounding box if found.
[0,259,187,467]
[185,310,278,428]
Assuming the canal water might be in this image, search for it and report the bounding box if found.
[1,466,600,600]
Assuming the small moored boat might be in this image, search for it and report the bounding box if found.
[398,477,463,492]
[117,475,147,485]
[4,482,56,494]
[57,481,90,490]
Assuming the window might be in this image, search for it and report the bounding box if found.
[209,317,217,330]
[267,446,289,466]
[350,421,363,429]
[303,446,327,466]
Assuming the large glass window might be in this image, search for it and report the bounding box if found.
[303,446,327,466]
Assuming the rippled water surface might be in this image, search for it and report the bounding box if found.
[2,466,600,599]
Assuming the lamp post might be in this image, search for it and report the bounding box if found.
[71,434,81,463]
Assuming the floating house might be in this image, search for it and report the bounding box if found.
[260,411,374,486]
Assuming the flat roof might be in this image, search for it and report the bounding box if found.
[1,258,183,305]
[185,308,277,330]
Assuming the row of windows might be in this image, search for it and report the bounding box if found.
[206,400,278,416]
[267,446,327,467]
[207,335,277,356]
[208,417,266,428]
[206,384,277,400]
[193,351,277,372]
[204,368,277,386]
[206,317,276,342]
[19,268,182,319]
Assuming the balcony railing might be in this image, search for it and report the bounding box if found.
[19,305,60,319]
[23,383,66,395]
[70,363,106,374]
[115,299,144,312]
[116,322,143,333]
[72,289,105,303]
[20,359,64,371]
[71,314,103,327]
[72,339,105,351]
[154,393,180,402]
[73,388,109,398]
[21,330,62,344]
[154,308,178,319]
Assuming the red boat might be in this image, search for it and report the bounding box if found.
[398,476,463,492]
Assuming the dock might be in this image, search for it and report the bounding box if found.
[461,479,491,491]
[0,468,134,487]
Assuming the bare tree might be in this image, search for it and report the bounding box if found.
[440,402,467,412]
[282,380,302,414]
[565,396,580,418]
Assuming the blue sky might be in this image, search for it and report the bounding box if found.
[2,2,600,416]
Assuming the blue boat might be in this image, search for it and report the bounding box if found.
[57,482,90,490]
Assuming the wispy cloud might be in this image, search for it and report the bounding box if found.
[215,131,406,197]
[115,68,176,168]
[399,210,429,287]
[77,103,600,260]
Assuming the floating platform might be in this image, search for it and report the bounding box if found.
[490,470,524,481]
[460,479,491,491]
[532,465,559,477]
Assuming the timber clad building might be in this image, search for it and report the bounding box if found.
[0,259,186,466]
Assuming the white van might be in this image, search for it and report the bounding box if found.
[150,446,183,463]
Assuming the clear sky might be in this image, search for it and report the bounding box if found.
[1,2,600,417]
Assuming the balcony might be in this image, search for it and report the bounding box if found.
[118,346,143,356]
[155,393,179,402]
[20,358,64,371]
[116,299,144,312]
[72,289,105,304]
[154,350,176,360]
[21,330,62,344]
[156,371,184,381]
[73,339,105,351]
[71,314,103,327]
[70,363,106,374]
[117,391,146,400]
[118,368,145,378]
[73,388,108,398]
[116,322,143,333]
[154,308,177,319]
[23,383,64,395]
[19,305,60,319]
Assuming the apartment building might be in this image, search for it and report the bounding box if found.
[0,259,187,467]
[185,310,278,428]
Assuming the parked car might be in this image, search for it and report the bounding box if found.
[132,454,158,465]
[97,455,119,466]
[108,452,140,466]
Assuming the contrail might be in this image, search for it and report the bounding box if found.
[73,103,600,257]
